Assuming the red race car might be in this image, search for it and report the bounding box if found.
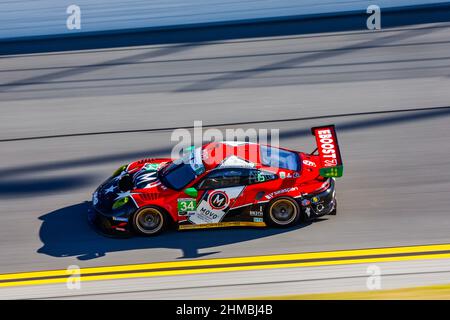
[89,125,343,236]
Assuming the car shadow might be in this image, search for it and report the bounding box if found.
[37,202,320,261]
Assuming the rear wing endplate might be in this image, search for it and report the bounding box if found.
[311,125,343,178]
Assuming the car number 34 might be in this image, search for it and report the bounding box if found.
[178,199,196,213]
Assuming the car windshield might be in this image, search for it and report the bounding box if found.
[260,145,300,171]
[159,147,205,190]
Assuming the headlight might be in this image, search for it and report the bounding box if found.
[112,165,127,178]
[112,197,129,210]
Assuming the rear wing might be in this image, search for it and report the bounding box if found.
[311,125,343,178]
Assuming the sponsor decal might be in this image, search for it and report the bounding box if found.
[198,207,219,220]
[112,216,129,222]
[249,211,264,217]
[302,159,316,167]
[320,166,343,177]
[305,207,311,218]
[188,186,244,225]
[311,196,320,204]
[312,127,344,178]
[264,187,298,200]
[317,129,338,166]
[293,172,300,178]
[133,168,159,189]
[253,217,264,223]
[134,171,157,183]
[208,191,229,210]
[256,172,266,182]
[279,172,294,179]
[312,126,342,169]
[178,211,196,217]
[301,199,311,206]
[144,163,159,171]
[178,198,197,213]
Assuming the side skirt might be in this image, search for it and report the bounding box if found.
[178,221,266,230]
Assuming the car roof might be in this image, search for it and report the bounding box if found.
[200,141,297,172]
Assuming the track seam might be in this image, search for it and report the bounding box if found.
[2,105,449,143]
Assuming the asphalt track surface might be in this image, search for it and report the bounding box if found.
[0,23,450,296]
[1,258,450,299]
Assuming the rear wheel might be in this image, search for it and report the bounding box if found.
[132,206,166,236]
[265,197,300,227]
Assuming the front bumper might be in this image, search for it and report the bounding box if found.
[88,204,134,237]
[89,185,136,237]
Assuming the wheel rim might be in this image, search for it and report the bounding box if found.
[135,208,163,234]
[269,199,297,225]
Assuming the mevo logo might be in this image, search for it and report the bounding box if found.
[208,191,229,210]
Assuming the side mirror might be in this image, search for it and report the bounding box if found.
[184,187,198,198]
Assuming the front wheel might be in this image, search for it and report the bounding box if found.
[265,197,300,227]
[132,206,167,236]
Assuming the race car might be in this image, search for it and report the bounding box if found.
[89,125,343,236]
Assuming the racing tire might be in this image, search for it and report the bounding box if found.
[132,206,167,236]
[265,197,301,227]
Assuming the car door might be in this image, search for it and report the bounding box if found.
[187,168,248,225]
[231,169,279,216]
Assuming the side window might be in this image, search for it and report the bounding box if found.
[197,169,278,190]
[247,170,278,185]
[197,169,247,190]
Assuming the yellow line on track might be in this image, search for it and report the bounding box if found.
[1,243,450,288]
[252,283,450,300]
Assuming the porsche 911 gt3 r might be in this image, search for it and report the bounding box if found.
[89,125,343,236]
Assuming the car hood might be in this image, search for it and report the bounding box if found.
[94,160,172,212]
